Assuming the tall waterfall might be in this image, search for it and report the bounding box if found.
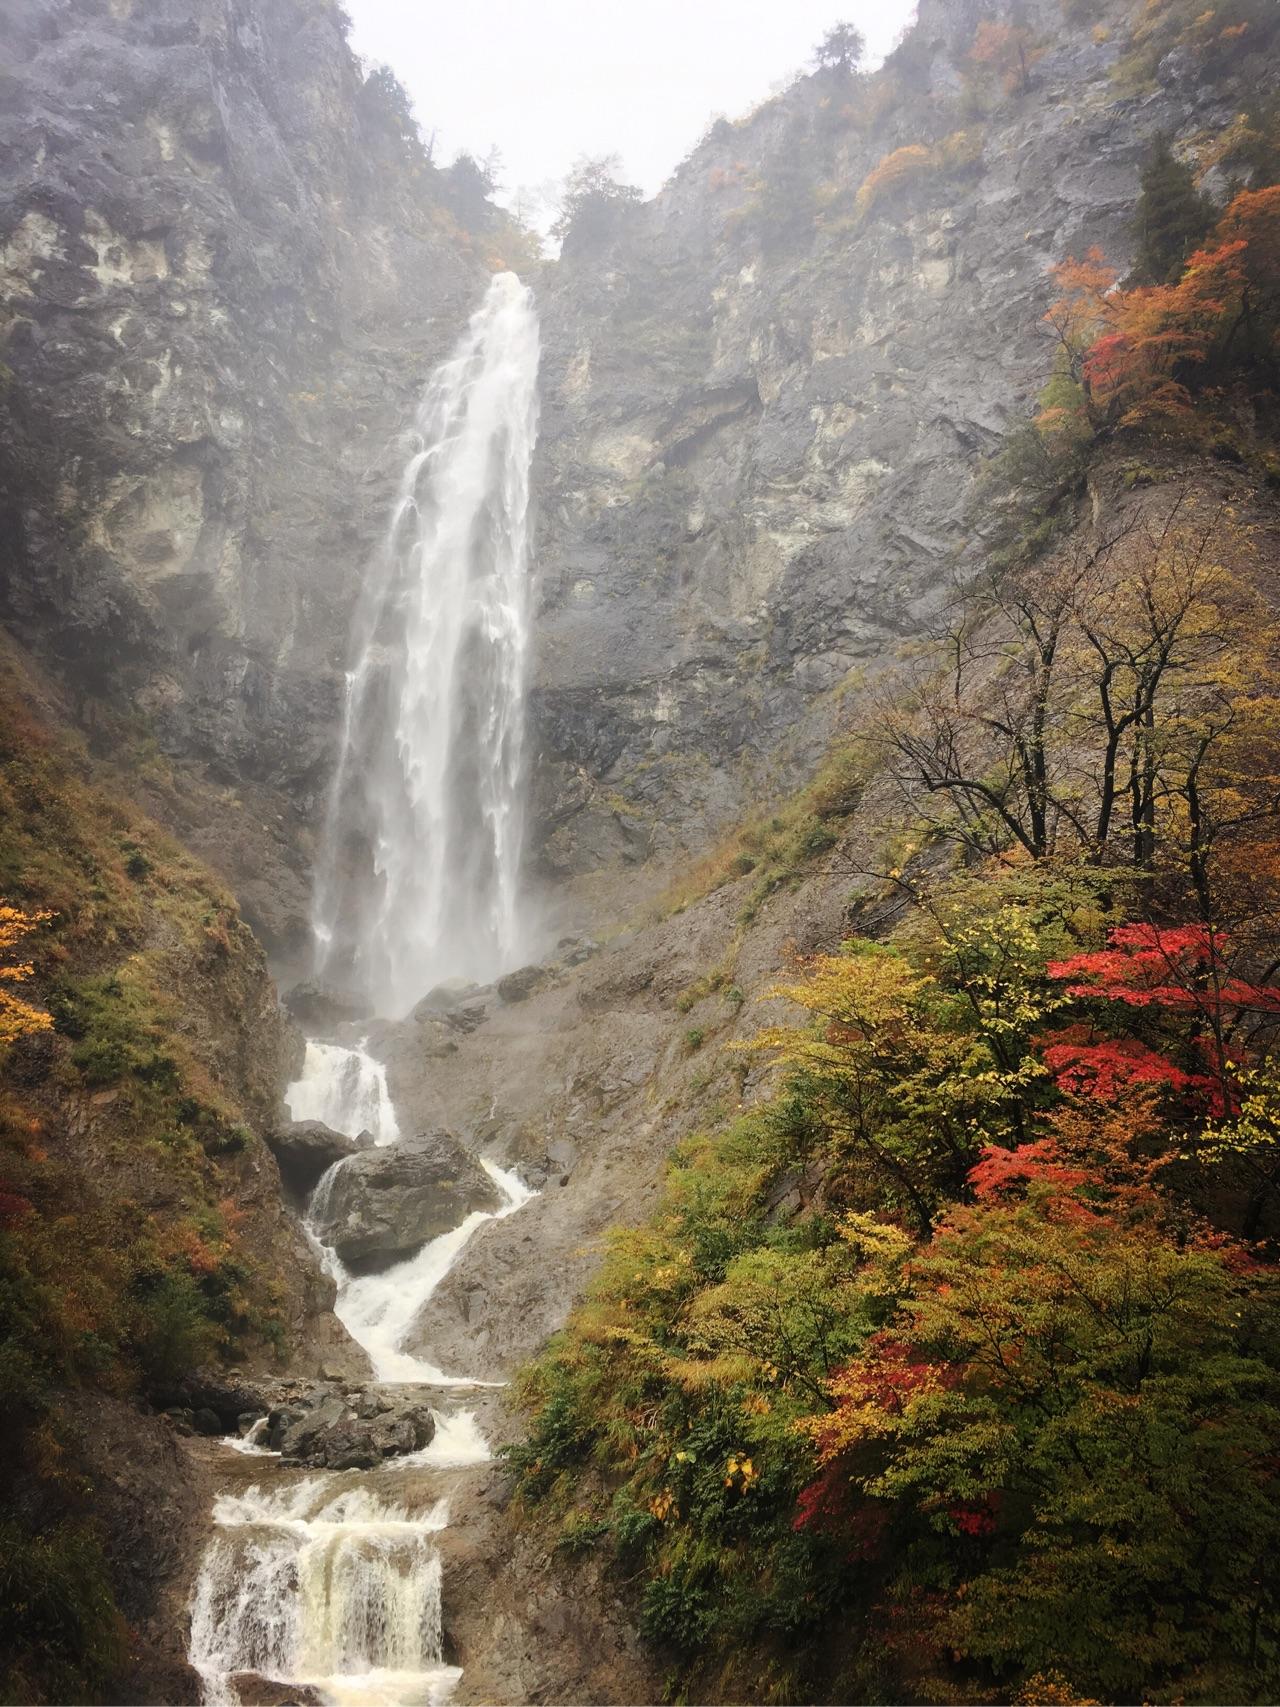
[313,272,540,1017]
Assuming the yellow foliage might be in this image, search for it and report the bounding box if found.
[0,903,53,1048]
[854,144,936,218]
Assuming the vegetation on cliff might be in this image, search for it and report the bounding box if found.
[0,658,296,1703]
[510,16,1280,1699]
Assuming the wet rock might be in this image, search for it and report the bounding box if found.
[411,979,478,1015]
[307,1130,501,1272]
[266,1382,435,1469]
[228,1673,323,1706]
[496,964,547,1003]
[282,981,365,1030]
[165,1372,271,1432]
[267,1119,362,1198]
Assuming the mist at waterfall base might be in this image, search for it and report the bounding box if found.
[313,269,542,1020]
[188,274,542,1707]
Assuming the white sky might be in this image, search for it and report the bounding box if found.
[343,1,918,217]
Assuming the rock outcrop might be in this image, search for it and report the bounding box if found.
[0,0,1236,944]
[265,1381,436,1470]
[525,0,1230,881]
[308,1130,502,1272]
[267,1117,362,1199]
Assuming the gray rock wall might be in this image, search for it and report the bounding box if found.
[0,0,1235,937]
[526,0,1225,876]
[0,0,498,950]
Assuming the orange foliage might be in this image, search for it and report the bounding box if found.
[0,903,53,1048]
[968,20,1041,92]
[1045,185,1280,429]
[854,144,935,217]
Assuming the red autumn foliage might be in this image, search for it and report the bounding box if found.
[1045,185,1280,428]
[1038,1026,1209,1099]
[948,1491,1000,1536]
[0,1186,33,1226]
[968,1138,1092,1200]
[1048,923,1280,1016]
[856,1333,959,1411]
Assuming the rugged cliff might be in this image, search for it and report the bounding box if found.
[0,0,522,963]
[527,0,1246,885]
[1,0,1251,943]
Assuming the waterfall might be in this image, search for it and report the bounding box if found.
[287,1040,401,1146]
[185,1045,534,1702]
[191,273,542,1707]
[189,1481,458,1707]
[313,271,541,1018]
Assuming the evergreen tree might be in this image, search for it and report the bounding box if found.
[1130,135,1213,285]
[812,21,866,72]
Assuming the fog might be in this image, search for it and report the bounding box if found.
[343,0,917,219]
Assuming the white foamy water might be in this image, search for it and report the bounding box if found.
[313,271,541,1018]
[191,271,541,1707]
[286,1040,401,1146]
[189,1481,459,1707]
[332,1159,533,1384]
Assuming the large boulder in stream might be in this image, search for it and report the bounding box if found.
[308,1130,502,1272]
[267,1119,363,1198]
[266,1381,436,1470]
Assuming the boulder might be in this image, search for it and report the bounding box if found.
[308,1130,502,1272]
[496,964,547,1003]
[267,1383,435,1469]
[164,1370,270,1431]
[282,980,365,1030]
[267,1118,362,1198]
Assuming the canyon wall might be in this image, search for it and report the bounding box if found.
[1,0,1237,949]
[0,0,503,959]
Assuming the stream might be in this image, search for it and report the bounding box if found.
[188,1040,532,1706]
[187,271,543,1707]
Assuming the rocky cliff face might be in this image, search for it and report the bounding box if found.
[0,0,506,959]
[0,0,1238,950]
[526,0,1231,881]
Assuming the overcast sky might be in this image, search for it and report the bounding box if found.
[343,1,918,220]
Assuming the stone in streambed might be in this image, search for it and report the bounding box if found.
[307,1130,501,1272]
[267,1118,362,1197]
[496,964,547,1003]
[267,1384,435,1469]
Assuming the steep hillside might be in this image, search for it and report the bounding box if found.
[0,646,350,1702]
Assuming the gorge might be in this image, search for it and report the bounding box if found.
[3,0,1280,1703]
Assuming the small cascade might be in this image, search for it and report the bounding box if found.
[190,271,542,1707]
[190,1041,536,1705]
[189,1481,457,1707]
[286,1040,401,1146]
[330,1158,533,1385]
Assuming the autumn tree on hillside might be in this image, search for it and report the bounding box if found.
[813,21,866,73]
[799,1180,1280,1698]
[879,497,1275,887]
[1130,135,1214,285]
[0,904,51,1049]
[1045,186,1280,430]
[551,154,642,248]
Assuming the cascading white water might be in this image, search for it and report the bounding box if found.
[189,1042,536,1704]
[191,271,542,1707]
[189,1481,458,1707]
[313,271,541,1017]
[287,1040,401,1145]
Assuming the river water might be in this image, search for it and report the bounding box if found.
[188,271,543,1706]
[188,1039,533,1706]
